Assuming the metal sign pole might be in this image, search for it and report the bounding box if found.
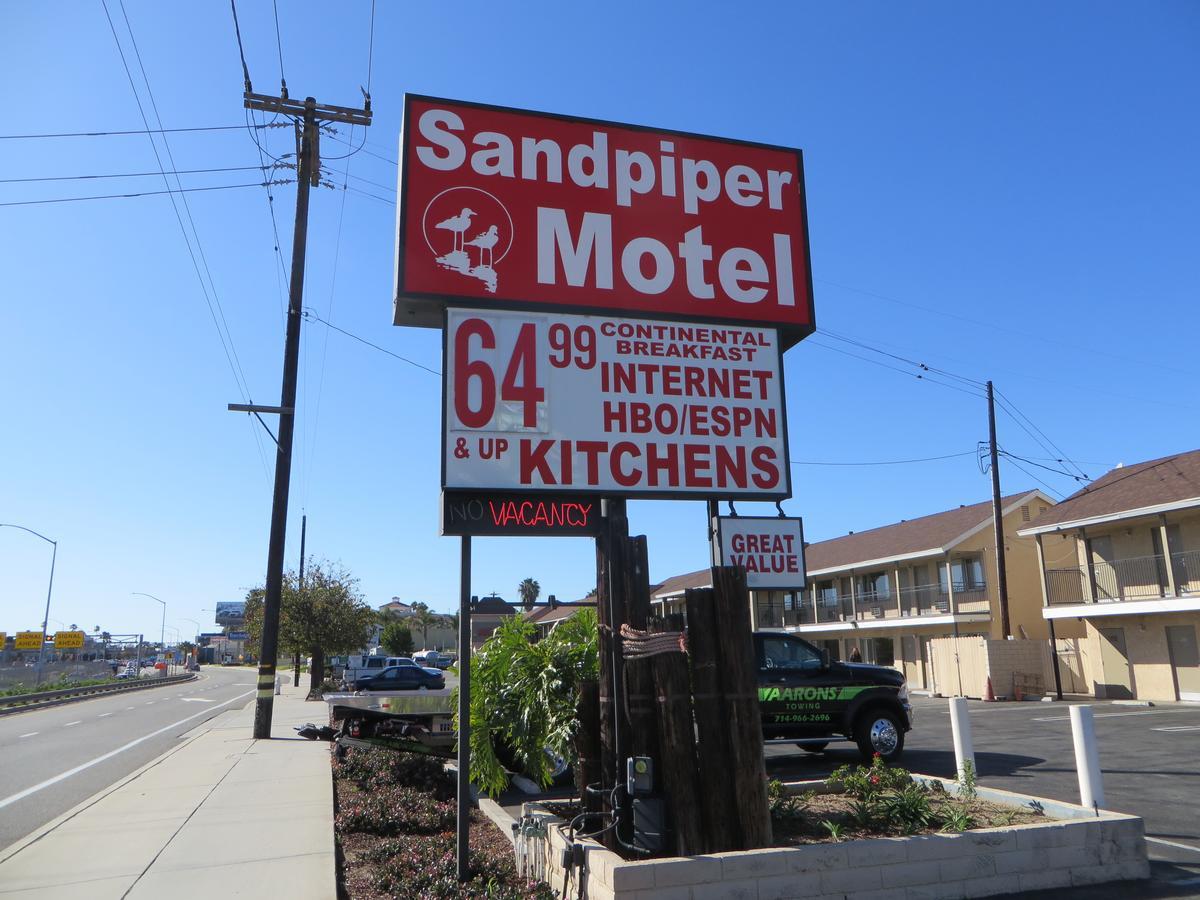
[456,536,472,881]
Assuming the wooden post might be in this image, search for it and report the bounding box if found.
[623,535,659,765]
[595,498,629,849]
[575,679,602,813]
[650,613,705,856]
[711,566,773,849]
[685,586,738,853]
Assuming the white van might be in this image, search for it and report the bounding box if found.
[342,655,416,684]
[413,650,451,669]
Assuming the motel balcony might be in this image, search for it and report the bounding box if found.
[757,579,993,633]
[1044,550,1200,608]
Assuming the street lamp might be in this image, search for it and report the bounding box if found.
[131,592,166,662]
[0,523,58,687]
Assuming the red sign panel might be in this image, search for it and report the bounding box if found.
[395,95,815,346]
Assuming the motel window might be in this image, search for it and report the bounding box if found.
[818,580,838,607]
[858,572,890,599]
[951,556,986,591]
[870,637,896,667]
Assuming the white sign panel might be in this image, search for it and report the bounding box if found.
[715,516,806,589]
[443,308,790,498]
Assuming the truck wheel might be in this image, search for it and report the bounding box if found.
[855,709,904,762]
[799,742,828,754]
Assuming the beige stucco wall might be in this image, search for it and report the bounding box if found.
[1082,611,1200,701]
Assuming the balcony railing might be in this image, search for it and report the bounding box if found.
[1045,550,1200,606]
[754,598,813,629]
[784,582,988,625]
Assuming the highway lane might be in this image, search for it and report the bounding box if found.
[0,666,257,850]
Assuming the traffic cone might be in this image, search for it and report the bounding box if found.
[984,676,996,702]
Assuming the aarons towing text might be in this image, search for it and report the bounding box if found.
[396,96,814,342]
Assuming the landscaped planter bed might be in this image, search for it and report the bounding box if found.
[332,746,556,899]
[488,772,1149,900]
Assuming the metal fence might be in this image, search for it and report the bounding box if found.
[1046,550,1200,605]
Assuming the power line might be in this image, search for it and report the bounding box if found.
[806,339,986,399]
[791,451,977,467]
[272,0,287,93]
[994,388,1089,481]
[818,328,987,389]
[1001,457,1066,500]
[300,309,440,376]
[102,0,270,480]
[0,123,279,139]
[998,449,1089,482]
[0,181,287,208]
[343,184,394,205]
[0,164,269,184]
[323,130,395,165]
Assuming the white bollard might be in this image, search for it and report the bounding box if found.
[275,675,281,696]
[949,696,976,783]
[1069,705,1105,811]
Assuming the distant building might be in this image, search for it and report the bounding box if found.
[471,595,516,648]
[378,600,415,618]
[524,593,595,640]
[1019,449,1200,702]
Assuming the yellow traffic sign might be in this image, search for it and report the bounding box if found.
[0,632,7,646]
[14,631,43,650]
[53,630,85,650]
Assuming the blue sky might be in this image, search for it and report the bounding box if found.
[2,2,1197,641]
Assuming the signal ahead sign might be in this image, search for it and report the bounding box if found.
[395,96,814,345]
[14,631,43,650]
[53,630,85,649]
[443,307,789,499]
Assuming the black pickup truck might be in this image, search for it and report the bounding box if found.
[755,631,912,761]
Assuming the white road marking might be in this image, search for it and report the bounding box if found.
[1147,836,1200,855]
[181,698,213,703]
[144,701,154,705]
[18,733,38,739]
[126,706,135,710]
[63,721,81,728]
[1152,725,1200,733]
[0,689,255,811]
[97,713,112,718]
[1033,710,1179,722]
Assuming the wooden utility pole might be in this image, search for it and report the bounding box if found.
[986,381,1012,639]
[294,513,306,688]
[245,89,370,740]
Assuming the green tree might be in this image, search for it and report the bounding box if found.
[409,602,437,649]
[518,577,541,611]
[244,558,375,695]
[381,620,414,656]
[454,608,598,796]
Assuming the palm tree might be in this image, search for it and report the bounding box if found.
[410,602,437,649]
[518,578,541,611]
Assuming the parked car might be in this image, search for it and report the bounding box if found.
[755,631,912,761]
[352,665,444,692]
[342,655,418,685]
[413,650,453,669]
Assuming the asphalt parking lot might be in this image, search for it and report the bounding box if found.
[764,695,1200,897]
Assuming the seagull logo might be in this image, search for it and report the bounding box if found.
[421,187,513,294]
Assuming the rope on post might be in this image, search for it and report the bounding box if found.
[619,624,687,659]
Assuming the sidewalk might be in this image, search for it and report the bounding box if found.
[0,679,335,899]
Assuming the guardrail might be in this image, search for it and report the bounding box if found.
[0,672,197,716]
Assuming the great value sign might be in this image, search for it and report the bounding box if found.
[714,517,806,589]
[443,308,790,498]
[395,96,814,345]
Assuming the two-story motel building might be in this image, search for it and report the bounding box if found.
[1018,450,1200,702]
[652,490,1066,694]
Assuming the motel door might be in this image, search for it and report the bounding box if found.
[1165,625,1200,702]
[1097,628,1136,700]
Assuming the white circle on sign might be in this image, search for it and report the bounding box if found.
[422,186,514,264]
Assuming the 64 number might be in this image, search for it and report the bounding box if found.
[453,318,544,429]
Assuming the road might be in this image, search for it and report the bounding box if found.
[0,666,257,850]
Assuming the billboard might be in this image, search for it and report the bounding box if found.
[714,517,806,590]
[443,307,789,499]
[53,630,85,649]
[214,602,246,626]
[441,489,603,536]
[395,96,814,346]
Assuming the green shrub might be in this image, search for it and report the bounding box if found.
[364,833,557,899]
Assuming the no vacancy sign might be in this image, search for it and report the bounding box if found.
[714,516,806,590]
[395,95,815,346]
[443,307,790,499]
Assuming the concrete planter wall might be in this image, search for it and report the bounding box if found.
[488,777,1148,900]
